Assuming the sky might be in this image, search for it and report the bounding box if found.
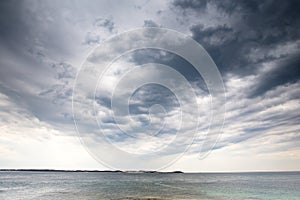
[0,0,300,172]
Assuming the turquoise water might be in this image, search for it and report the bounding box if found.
[0,171,299,199]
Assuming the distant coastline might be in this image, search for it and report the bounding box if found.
[0,169,184,174]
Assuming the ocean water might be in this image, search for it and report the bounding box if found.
[0,171,299,200]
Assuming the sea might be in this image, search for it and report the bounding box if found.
[0,171,299,200]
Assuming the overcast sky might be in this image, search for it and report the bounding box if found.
[0,0,300,172]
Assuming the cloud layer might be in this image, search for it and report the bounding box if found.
[0,0,299,171]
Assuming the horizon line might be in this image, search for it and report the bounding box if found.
[0,169,299,173]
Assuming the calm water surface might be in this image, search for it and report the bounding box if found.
[0,171,299,199]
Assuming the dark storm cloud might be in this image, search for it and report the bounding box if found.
[190,24,243,73]
[213,0,300,45]
[249,55,300,98]
[0,1,25,50]
[129,84,180,115]
[129,49,209,93]
[173,0,208,10]
[173,0,300,97]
